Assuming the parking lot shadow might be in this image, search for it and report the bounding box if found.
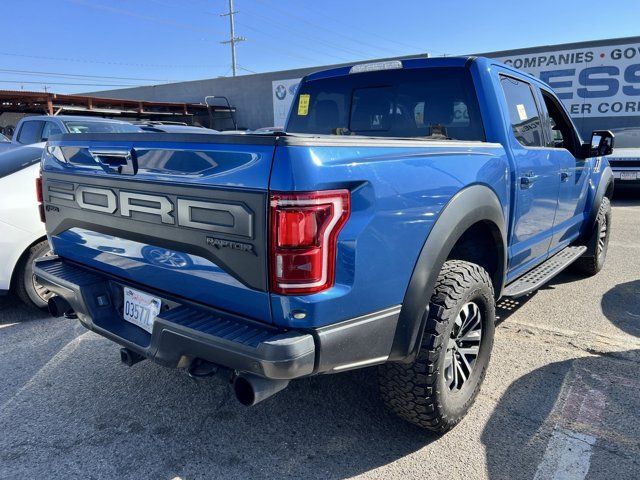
[0,294,49,324]
[612,188,640,206]
[0,296,85,409]
[481,280,640,480]
[601,279,640,338]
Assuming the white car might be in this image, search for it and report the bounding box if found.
[0,144,52,308]
[609,127,640,186]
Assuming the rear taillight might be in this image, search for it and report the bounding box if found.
[270,189,350,295]
[36,174,45,222]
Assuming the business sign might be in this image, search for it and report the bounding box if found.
[272,78,301,126]
[494,41,640,118]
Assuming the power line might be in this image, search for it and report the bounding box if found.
[0,79,140,87]
[237,65,258,74]
[249,0,407,57]
[66,0,217,35]
[137,0,397,70]
[250,0,386,55]
[297,2,437,54]
[234,21,351,63]
[134,0,417,75]
[167,0,356,64]
[0,68,173,83]
[240,8,374,59]
[0,51,213,70]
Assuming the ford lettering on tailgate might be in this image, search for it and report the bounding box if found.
[48,182,253,237]
[42,174,268,291]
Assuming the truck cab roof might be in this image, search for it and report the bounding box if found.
[305,56,548,89]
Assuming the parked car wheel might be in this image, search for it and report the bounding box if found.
[14,240,54,309]
[378,260,495,433]
[574,196,611,276]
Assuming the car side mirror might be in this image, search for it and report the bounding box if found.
[589,130,615,157]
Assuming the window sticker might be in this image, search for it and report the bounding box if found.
[297,94,310,116]
[516,103,528,121]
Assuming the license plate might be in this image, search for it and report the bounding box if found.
[123,287,161,333]
[620,172,638,180]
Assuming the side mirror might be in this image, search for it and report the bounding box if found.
[589,130,615,157]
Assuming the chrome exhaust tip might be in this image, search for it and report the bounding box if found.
[233,373,289,406]
[47,295,73,318]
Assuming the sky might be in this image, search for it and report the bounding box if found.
[1,0,639,94]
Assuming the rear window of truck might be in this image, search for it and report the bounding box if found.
[287,67,485,141]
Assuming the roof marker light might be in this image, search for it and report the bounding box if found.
[349,60,403,74]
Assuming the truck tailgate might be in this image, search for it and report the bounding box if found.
[41,134,276,322]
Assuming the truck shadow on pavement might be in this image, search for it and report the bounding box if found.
[612,188,640,206]
[0,295,85,413]
[482,279,640,480]
[0,294,49,324]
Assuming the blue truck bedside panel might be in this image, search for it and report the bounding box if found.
[268,142,509,328]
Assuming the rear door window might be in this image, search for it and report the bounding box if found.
[499,76,544,147]
[63,121,141,133]
[41,121,63,141]
[17,120,45,145]
[288,66,485,141]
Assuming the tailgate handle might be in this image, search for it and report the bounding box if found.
[89,148,138,175]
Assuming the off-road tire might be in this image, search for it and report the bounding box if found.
[14,240,53,309]
[378,260,495,433]
[574,196,611,276]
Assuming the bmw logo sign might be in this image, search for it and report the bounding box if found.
[275,84,287,100]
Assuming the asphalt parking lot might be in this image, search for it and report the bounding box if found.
[1,194,639,480]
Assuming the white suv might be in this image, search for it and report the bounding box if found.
[0,144,52,308]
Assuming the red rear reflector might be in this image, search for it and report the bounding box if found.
[38,203,46,223]
[35,176,43,204]
[36,174,45,222]
[270,190,350,295]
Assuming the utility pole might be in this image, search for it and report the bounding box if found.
[220,0,245,77]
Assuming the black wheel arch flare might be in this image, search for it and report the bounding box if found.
[388,184,507,363]
[585,165,614,236]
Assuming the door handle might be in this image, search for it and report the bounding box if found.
[560,170,572,182]
[520,173,539,189]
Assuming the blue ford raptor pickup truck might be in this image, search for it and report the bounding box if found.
[35,57,615,433]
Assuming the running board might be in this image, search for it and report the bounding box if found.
[503,246,587,298]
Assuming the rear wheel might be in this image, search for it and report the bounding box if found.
[378,260,495,433]
[574,197,611,276]
[14,240,54,309]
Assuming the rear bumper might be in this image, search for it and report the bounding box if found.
[34,256,401,380]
